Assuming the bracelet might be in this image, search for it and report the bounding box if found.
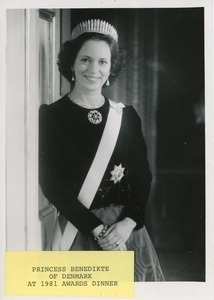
[94,225,108,241]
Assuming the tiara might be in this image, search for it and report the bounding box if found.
[71,19,118,43]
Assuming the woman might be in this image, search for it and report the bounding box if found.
[39,19,164,281]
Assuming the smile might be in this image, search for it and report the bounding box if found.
[85,75,100,82]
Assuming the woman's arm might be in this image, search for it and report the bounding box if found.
[39,104,103,235]
[121,106,152,228]
[98,106,152,249]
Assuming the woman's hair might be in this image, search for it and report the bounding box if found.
[57,32,126,85]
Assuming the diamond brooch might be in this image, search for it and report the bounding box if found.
[88,110,103,124]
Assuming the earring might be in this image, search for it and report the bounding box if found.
[71,72,75,82]
[106,79,110,86]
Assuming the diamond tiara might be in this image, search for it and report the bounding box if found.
[71,19,118,43]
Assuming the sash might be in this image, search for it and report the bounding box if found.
[51,100,125,250]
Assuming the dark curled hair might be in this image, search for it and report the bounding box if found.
[57,32,126,85]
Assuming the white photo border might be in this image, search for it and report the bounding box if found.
[0,0,213,300]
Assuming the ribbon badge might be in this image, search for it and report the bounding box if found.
[110,164,125,184]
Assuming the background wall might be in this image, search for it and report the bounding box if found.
[6,9,61,251]
[150,8,205,281]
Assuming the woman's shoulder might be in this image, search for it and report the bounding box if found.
[40,94,69,112]
[107,98,141,124]
[124,104,139,115]
[108,99,138,114]
[122,103,141,125]
[107,99,141,132]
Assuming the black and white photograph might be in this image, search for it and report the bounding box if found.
[1,1,213,299]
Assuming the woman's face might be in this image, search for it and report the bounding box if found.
[73,40,111,92]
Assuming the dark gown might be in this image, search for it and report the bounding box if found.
[39,95,164,281]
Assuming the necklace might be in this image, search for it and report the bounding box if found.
[68,93,104,124]
[68,93,105,109]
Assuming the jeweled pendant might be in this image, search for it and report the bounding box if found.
[88,110,102,124]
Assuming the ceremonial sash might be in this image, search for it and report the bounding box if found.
[51,100,124,250]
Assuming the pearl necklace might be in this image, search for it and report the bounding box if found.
[68,93,105,109]
[68,93,104,124]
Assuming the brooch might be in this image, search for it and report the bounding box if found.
[88,110,102,124]
[110,164,125,184]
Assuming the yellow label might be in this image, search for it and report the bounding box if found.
[5,251,134,297]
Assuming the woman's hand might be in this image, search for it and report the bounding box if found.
[92,224,104,239]
[98,217,136,250]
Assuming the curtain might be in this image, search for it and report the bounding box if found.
[105,9,159,181]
